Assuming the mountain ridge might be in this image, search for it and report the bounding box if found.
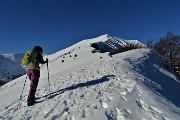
[0,34,179,120]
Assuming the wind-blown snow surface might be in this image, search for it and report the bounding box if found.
[0,35,180,120]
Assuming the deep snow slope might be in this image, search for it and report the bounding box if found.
[0,34,179,120]
[0,53,25,84]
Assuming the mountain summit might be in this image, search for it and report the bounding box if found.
[0,35,179,120]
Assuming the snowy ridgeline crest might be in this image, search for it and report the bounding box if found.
[0,34,147,85]
[0,34,179,120]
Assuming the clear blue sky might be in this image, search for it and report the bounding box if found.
[0,0,180,54]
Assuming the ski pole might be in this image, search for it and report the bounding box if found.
[47,61,50,93]
[20,75,28,100]
[17,75,27,109]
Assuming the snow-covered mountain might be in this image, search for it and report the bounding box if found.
[0,34,179,120]
[0,53,25,85]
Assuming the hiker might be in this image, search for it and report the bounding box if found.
[22,46,48,106]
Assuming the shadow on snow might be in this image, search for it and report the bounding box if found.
[38,75,115,101]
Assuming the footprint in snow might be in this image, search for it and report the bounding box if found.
[105,108,126,120]
[51,107,69,119]
[119,91,127,95]
[136,99,149,111]
[162,116,170,120]
[124,109,131,115]
[101,102,108,108]
[137,91,142,97]
[66,116,76,120]
[107,96,113,101]
[149,106,163,114]
[136,98,164,113]
[121,96,127,101]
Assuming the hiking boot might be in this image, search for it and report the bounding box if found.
[27,99,36,106]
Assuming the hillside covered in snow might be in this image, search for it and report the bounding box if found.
[0,34,179,120]
[0,53,25,85]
